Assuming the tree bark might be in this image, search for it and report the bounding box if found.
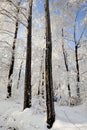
[23,0,33,109]
[7,2,20,98]
[45,0,55,128]
[62,28,71,97]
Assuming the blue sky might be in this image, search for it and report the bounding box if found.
[65,3,87,49]
[18,0,87,49]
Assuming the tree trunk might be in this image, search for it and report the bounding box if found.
[62,28,71,97]
[41,72,45,99]
[17,60,23,89]
[7,2,20,98]
[23,0,33,109]
[38,49,45,99]
[38,55,43,95]
[45,0,55,128]
[75,44,80,97]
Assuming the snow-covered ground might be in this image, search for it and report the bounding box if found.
[0,94,87,130]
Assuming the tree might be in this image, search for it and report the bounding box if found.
[74,10,84,97]
[17,59,23,89]
[7,1,20,98]
[62,28,71,97]
[71,5,87,97]
[23,0,33,109]
[58,0,87,98]
[38,49,45,99]
[44,0,55,128]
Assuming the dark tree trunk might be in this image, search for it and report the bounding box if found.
[62,28,71,97]
[7,2,20,98]
[45,0,55,128]
[75,44,80,97]
[23,0,33,109]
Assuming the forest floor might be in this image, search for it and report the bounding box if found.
[0,93,87,130]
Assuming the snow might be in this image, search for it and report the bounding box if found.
[0,94,87,130]
[0,0,87,130]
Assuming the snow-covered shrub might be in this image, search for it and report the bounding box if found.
[58,96,81,106]
[58,97,69,106]
[32,96,46,114]
[69,96,81,106]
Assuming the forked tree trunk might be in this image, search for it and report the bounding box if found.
[23,0,33,109]
[7,2,20,98]
[45,0,55,128]
[62,28,71,97]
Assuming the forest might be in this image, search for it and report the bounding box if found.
[0,0,87,130]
